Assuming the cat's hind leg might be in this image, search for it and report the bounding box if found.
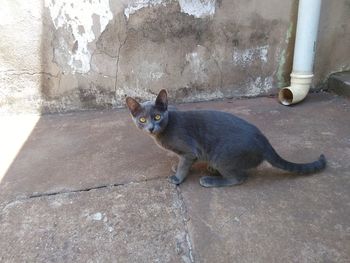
[199,169,247,188]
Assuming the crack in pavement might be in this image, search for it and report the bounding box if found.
[175,185,195,263]
[0,176,165,212]
[0,170,196,262]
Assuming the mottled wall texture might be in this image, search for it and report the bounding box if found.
[1,0,349,113]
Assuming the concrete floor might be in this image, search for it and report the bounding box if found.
[0,93,349,262]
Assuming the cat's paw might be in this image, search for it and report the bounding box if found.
[169,175,182,185]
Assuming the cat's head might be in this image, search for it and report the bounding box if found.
[125,89,169,135]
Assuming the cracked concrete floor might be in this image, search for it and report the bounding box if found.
[0,93,350,262]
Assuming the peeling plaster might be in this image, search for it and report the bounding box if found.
[180,90,224,103]
[132,61,165,85]
[178,0,216,18]
[124,0,216,19]
[233,45,269,65]
[151,72,164,80]
[0,5,14,25]
[116,86,154,103]
[185,51,208,82]
[45,0,113,73]
[124,0,166,19]
[247,76,273,96]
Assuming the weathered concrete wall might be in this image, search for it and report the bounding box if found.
[314,0,350,86]
[0,0,349,113]
[0,1,45,113]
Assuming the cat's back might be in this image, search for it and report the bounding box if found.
[170,109,256,131]
[164,109,261,146]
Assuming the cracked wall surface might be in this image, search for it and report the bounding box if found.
[1,0,349,113]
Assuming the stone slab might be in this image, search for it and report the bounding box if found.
[1,93,350,262]
[0,110,176,205]
[178,93,350,262]
[0,180,192,263]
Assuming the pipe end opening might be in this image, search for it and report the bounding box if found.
[278,88,293,106]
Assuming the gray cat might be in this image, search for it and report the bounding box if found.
[126,89,326,187]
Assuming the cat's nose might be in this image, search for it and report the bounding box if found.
[149,127,154,133]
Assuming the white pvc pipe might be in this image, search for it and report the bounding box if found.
[279,0,322,105]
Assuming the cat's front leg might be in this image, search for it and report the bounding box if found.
[169,155,195,185]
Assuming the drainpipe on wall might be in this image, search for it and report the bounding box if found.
[278,0,322,105]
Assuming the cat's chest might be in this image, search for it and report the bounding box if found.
[154,135,182,155]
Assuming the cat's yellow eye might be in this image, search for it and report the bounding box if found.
[139,117,147,123]
[154,114,161,121]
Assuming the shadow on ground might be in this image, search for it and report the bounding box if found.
[0,93,350,262]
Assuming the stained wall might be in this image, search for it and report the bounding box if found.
[0,0,349,113]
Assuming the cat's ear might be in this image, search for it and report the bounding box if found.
[155,89,168,111]
[126,97,142,116]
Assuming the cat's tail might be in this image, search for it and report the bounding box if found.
[263,140,326,174]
